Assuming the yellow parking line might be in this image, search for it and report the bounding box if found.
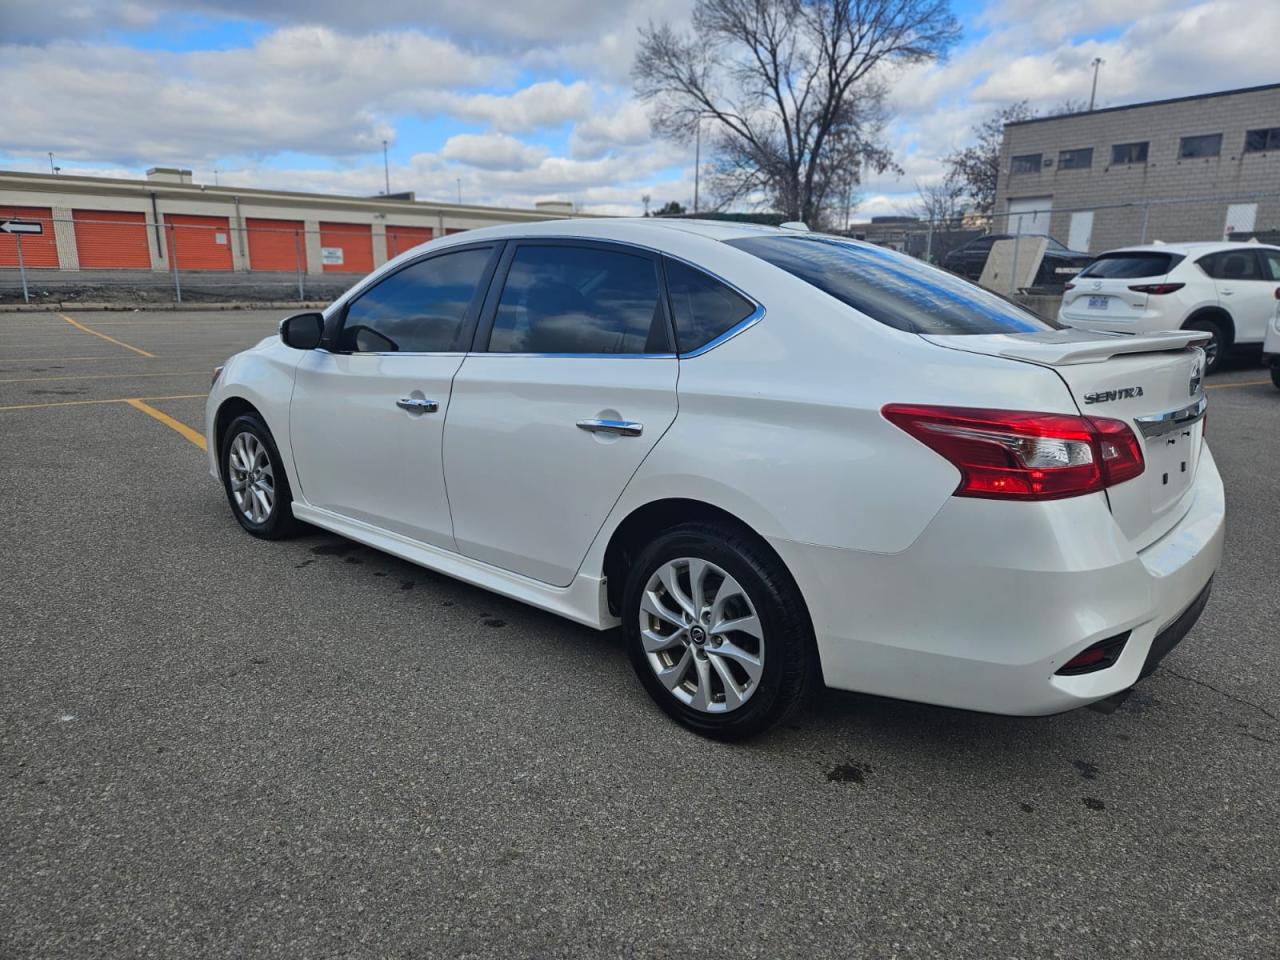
[125,399,207,450]
[0,393,203,412]
[59,313,156,358]
[1206,379,1271,389]
[0,370,205,384]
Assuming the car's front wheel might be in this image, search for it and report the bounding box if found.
[622,522,818,740]
[220,412,303,539]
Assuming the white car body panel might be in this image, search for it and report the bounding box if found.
[290,351,464,551]
[443,354,679,586]
[207,218,1226,718]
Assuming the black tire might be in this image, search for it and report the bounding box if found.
[622,521,819,740]
[1184,317,1227,373]
[219,412,304,540]
[1271,365,1280,390]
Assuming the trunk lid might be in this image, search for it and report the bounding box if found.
[1059,250,1185,327]
[1060,274,1150,324]
[923,328,1210,550]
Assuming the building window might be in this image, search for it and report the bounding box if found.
[1010,154,1042,175]
[1111,142,1149,165]
[1057,148,1093,170]
[1179,133,1222,159]
[1245,127,1280,152]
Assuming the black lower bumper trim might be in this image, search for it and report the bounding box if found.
[1139,577,1213,680]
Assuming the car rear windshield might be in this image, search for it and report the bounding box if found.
[726,235,1061,335]
[1077,252,1184,279]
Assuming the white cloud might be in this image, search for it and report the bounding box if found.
[439,133,549,171]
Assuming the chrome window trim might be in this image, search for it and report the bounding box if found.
[466,352,678,360]
[678,303,767,358]
[1134,395,1207,438]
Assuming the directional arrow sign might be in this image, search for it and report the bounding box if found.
[1,220,43,235]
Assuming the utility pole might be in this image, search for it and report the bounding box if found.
[382,139,390,195]
[456,178,462,205]
[47,152,55,174]
[693,119,701,214]
[1088,58,1104,112]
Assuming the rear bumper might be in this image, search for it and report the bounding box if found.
[771,444,1226,716]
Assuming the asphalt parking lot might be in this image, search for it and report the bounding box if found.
[2,308,1278,959]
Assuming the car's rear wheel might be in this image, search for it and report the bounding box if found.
[220,413,304,539]
[1184,317,1227,373]
[622,522,818,740]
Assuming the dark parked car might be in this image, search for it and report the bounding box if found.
[942,234,1093,288]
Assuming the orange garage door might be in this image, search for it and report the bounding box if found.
[165,214,233,270]
[73,210,151,268]
[0,206,58,268]
[385,225,434,259]
[319,222,373,273]
[246,218,306,272]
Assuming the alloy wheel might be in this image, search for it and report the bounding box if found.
[639,557,765,713]
[227,431,275,524]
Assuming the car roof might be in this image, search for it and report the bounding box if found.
[436,216,799,246]
[1098,240,1280,256]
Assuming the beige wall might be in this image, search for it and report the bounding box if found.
[0,171,582,273]
[994,86,1280,252]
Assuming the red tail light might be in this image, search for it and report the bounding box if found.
[882,405,1145,501]
[1128,282,1185,295]
[1063,282,1076,290]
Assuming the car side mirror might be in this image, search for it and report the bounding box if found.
[280,312,324,350]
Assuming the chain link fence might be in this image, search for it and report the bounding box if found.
[844,190,1280,296]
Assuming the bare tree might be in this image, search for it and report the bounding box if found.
[906,175,964,226]
[945,99,1089,215]
[634,0,960,228]
[943,101,1034,216]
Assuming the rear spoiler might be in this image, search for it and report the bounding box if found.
[922,330,1211,366]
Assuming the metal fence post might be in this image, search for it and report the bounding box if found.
[294,229,305,302]
[167,223,182,304]
[15,231,29,304]
[1009,227,1021,297]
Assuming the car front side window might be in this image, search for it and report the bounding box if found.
[339,247,494,353]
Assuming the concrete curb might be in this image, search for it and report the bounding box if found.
[0,301,330,313]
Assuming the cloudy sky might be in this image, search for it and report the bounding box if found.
[0,0,1276,218]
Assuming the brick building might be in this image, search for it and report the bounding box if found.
[994,83,1280,253]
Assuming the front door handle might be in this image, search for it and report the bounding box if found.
[577,418,643,437]
[396,397,439,413]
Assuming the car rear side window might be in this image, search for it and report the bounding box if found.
[664,258,756,353]
[340,247,492,353]
[1198,251,1262,281]
[1260,250,1280,281]
[487,245,668,354]
[1078,252,1185,279]
[727,235,1061,335]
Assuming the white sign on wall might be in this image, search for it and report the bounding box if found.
[321,246,344,265]
[214,232,227,245]
[1224,203,1257,240]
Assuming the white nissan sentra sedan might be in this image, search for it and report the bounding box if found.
[206,219,1224,739]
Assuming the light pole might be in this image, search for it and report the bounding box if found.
[47,152,55,174]
[382,139,390,195]
[456,178,462,204]
[1088,57,1104,112]
[692,112,715,214]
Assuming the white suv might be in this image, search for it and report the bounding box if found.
[1059,241,1280,372]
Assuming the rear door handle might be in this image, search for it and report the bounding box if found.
[396,397,439,413]
[577,418,643,437]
